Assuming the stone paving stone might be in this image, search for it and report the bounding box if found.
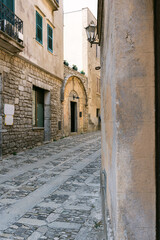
[0,131,104,239]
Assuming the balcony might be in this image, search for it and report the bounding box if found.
[0,1,24,54]
[48,0,59,11]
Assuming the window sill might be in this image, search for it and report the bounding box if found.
[47,49,53,55]
[35,39,43,47]
[32,127,44,130]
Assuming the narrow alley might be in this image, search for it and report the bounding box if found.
[0,131,103,240]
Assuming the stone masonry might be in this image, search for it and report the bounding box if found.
[63,65,88,96]
[0,49,63,156]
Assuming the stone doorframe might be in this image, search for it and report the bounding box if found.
[32,80,51,142]
[69,90,79,133]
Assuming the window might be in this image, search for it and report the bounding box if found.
[36,11,43,44]
[32,86,44,127]
[96,108,100,118]
[47,24,53,53]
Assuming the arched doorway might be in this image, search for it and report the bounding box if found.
[62,76,88,136]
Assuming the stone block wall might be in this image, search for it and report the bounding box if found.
[0,49,63,156]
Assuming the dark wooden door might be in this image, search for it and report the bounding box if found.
[71,102,77,132]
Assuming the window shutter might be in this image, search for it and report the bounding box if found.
[47,24,53,52]
[2,0,14,12]
[36,11,43,44]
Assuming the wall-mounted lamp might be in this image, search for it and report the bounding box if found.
[73,95,80,100]
[85,21,99,47]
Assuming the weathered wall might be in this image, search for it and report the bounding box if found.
[100,0,155,239]
[0,50,63,156]
[84,8,101,131]
[15,0,64,79]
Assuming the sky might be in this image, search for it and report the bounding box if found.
[63,0,98,18]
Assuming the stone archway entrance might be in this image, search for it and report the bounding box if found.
[62,76,88,136]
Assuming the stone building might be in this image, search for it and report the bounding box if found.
[97,0,157,239]
[0,0,63,157]
[62,64,88,136]
[64,8,101,131]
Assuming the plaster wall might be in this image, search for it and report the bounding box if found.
[15,0,64,79]
[85,9,101,131]
[100,0,155,239]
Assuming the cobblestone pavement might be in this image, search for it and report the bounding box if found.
[0,131,104,240]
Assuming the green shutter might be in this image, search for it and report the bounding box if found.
[37,104,44,127]
[37,88,44,127]
[36,11,43,44]
[47,24,53,52]
[32,87,44,127]
[2,0,14,12]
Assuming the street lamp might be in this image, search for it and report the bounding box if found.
[85,21,99,47]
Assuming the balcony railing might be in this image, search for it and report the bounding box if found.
[0,1,23,43]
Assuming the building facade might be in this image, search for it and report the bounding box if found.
[64,8,101,132]
[0,0,64,156]
[97,0,156,239]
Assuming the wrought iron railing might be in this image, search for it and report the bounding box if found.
[0,1,23,43]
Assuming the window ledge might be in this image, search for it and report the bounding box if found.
[35,39,43,47]
[32,127,44,130]
[47,49,53,55]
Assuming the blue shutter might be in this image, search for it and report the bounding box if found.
[36,11,43,44]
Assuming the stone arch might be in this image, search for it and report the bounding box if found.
[62,75,88,135]
[61,74,88,105]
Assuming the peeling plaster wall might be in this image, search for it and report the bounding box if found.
[100,0,156,239]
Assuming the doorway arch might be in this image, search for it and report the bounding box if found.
[62,76,88,136]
